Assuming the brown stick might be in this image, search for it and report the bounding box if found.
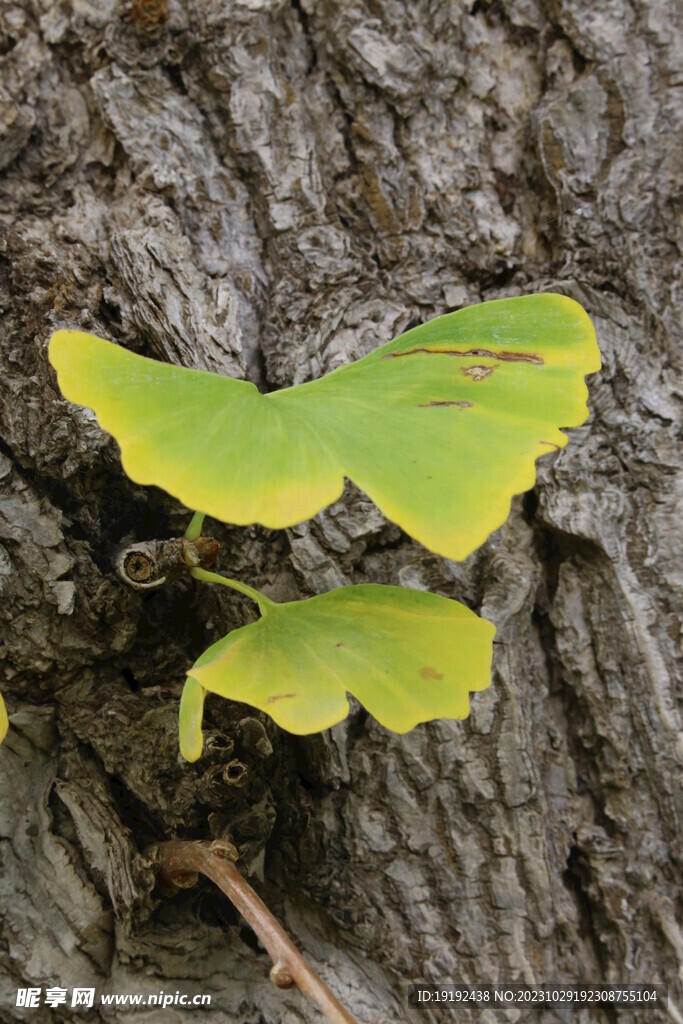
[153,839,359,1024]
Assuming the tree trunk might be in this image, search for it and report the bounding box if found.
[0,1,679,1022]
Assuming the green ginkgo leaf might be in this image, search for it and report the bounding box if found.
[0,693,8,744]
[49,294,599,561]
[179,581,495,760]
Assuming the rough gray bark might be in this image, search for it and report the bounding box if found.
[0,1,680,1022]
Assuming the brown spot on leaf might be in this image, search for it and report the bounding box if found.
[420,666,444,680]
[462,365,495,381]
[418,400,473,408]
[335,642,345,647]
[267,693,297,703]
[384,347,543,364]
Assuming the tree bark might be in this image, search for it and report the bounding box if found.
[0,1,680,1022]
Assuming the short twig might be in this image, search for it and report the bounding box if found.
[154,840,359,1024]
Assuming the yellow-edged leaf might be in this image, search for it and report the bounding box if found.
[180,583,495,759]
[49,294,599,560]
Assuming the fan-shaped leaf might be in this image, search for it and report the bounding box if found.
[49,294,599,560]
[179,583,495,760]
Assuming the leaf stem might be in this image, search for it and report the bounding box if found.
[184,511,206,541]
[154,840,359,1024]
[190,566,276,613]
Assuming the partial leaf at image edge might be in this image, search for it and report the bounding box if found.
[179,583,495,761]
[49,294,600,562]
[0,693,8,744]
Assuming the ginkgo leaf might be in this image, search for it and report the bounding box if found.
[49,294,599,561]
[179,583,495,760]
[0,693,8,744]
